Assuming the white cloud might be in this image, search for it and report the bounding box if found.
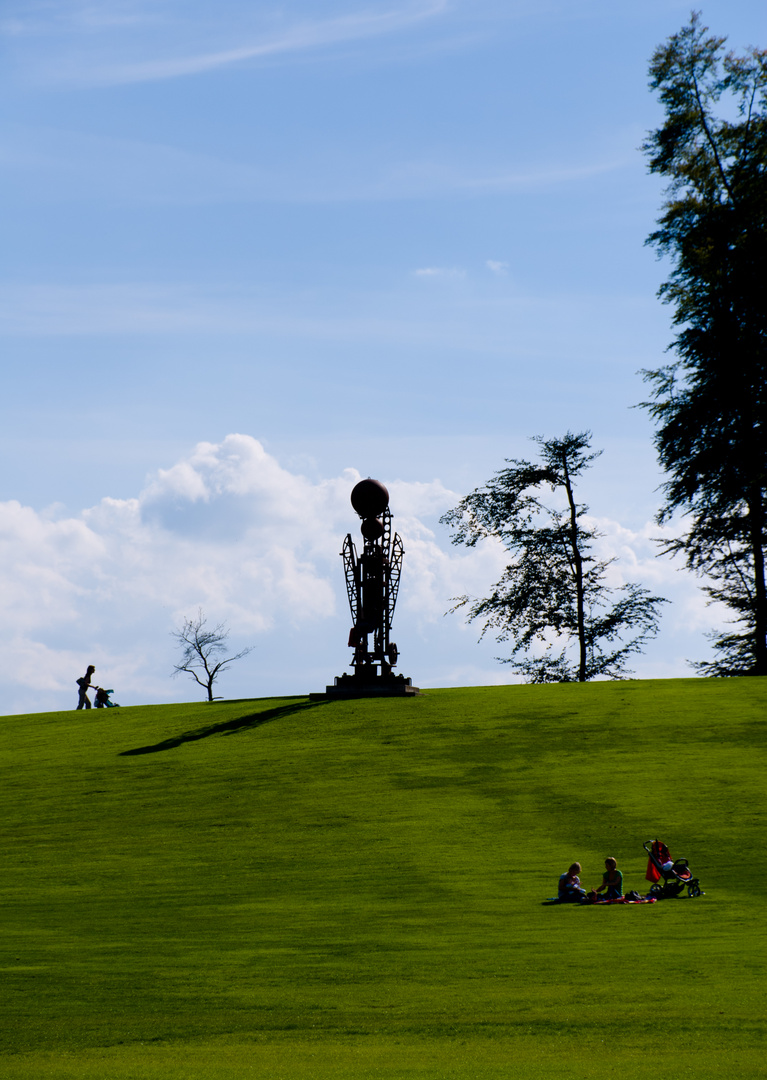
[0,435,725,714]
[0,436,467,711]
[486,260,509,275]
[0,0,157,35]
[413,266,466,279]
[589,514,732,636]
[8,1,450,86]
[113,3,450,85]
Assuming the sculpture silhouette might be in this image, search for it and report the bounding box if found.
[317,479,419,698]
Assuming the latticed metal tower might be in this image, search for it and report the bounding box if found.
[320,478,419,698]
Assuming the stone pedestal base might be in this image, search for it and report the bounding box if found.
[310,672,420,700]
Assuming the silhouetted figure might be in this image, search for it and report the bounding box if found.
[322,479,418,697]
[76,666,96,710]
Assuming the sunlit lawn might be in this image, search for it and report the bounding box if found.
[0,679,764,1077]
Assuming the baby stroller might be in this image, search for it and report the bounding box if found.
[94,687,120,708]
[644,839,703,898]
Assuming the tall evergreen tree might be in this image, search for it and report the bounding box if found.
[440,433,666,682]
[641,13,767,675]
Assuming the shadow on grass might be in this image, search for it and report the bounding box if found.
[119,698,328,757]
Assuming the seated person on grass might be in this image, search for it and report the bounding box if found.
[558,862,587,903]
[595,857,623,900]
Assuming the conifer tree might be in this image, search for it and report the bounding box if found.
[641,13,767,675]
[441,433,666,682]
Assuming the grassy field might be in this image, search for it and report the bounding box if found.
[0,679,764,1078]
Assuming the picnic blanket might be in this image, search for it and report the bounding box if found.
[592,895,656,905]
[542,894,657,906]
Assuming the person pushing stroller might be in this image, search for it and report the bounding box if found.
[76,666,96,709]
[75,667,119,709]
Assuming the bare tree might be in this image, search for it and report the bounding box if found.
[171,609,254,701]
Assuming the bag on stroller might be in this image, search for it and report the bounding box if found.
[644,839,703,898]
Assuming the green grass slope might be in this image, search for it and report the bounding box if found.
[0,680,765,1079]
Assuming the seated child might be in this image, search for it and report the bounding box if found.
[653,840,675,873]
[558,862,587,903]
[595,857,623,900]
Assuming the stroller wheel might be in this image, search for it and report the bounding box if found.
[688,882,701,898]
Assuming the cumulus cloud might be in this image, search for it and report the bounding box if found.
[0,435,722,713]
[0,436,480,711]
[590,514,731,635]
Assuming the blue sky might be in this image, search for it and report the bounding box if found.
[1,0,765,712]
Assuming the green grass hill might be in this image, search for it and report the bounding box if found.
[1,679,765,1079]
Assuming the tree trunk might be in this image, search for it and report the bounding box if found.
[747,490,767,675]
[562,458,587,681]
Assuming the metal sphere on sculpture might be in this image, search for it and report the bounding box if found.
[350,478,389,518]
[360,517,384,541]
